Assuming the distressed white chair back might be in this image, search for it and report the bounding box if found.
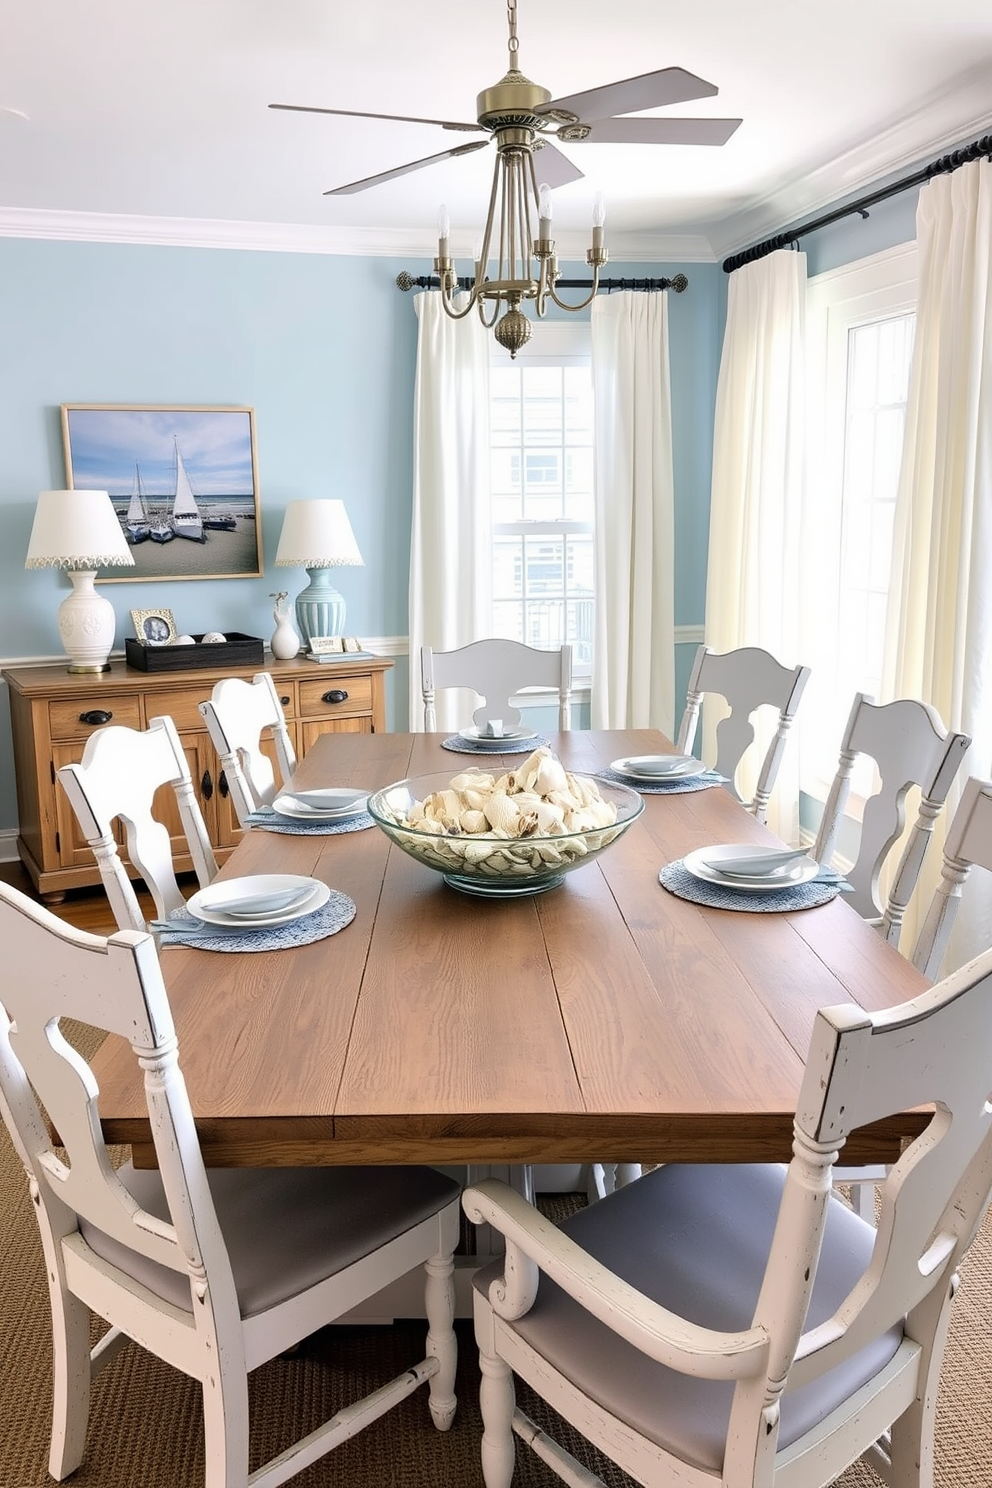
[56,714,217,930]
[421,640,572,733]
[675,644,810,822]
[198,671,297,827]
[913,775,992,980]
[813,692,971,942]
[0,883,461,1488]
[463,945,992,1488]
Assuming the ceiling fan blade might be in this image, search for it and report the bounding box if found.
[270,102,482,133]
[323,139,489,196]
[544,66,718,122]
[532,142,585,189]
[576,117,742,146]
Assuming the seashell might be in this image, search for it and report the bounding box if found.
[530,753,568,797]
[459,809,489,834]
[174,634,197,646]
[483,792,520,833]
[201,631,227,643]
[533,800,565,833]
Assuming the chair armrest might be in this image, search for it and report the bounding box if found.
[463,1179,768,1382]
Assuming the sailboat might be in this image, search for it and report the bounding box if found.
[124,463,150,544]
[171,438,206,543]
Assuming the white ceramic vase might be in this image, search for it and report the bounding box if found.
[270,612,301,660]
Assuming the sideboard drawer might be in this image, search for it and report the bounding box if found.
[48,696,143,741]
[299,675,373,718]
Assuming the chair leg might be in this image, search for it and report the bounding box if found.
[424,1249,457,1431]
[47,1286,92,1480]
[202,1367,249,1488]
[479,1348,516,1488]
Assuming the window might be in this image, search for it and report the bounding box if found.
[803,243,917,795]
[489,322,594,674]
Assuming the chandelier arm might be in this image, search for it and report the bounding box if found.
[477,295,503,328]
[439,285,482,320]
[547,261,603,313]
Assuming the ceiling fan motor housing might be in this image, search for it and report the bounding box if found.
[477,71,552,132]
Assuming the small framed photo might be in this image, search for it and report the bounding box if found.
[131,608,178,646]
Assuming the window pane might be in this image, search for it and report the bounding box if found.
[493,536,523,599]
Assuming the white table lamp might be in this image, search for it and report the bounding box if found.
[25,489,135,672]
[273,499,364,645]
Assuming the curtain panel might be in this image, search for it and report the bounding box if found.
[704,250,808,842]
[883,158,992,968]
[408,292,492,731]
[590,291,675,732]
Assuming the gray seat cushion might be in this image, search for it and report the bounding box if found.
[474,1163,902,1473]
[81,1163,460,1319]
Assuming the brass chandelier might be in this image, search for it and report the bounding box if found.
[432,0,608,357]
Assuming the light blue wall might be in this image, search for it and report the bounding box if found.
[0,240,720,836]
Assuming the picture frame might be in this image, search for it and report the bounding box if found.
[61,404,262,583]
[131,608,178,646]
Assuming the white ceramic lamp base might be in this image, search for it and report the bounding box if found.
[58,570,118,673]
[295,567,347,646]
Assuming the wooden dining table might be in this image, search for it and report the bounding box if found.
[92,728,930,1171]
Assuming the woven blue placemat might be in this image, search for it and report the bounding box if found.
[659,860,842,913]
[597,766,728,795]
[245,808,374,834]
[442,735,549,756]
[154,890,356,951]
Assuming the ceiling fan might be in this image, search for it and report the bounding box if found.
[269,1,742,198]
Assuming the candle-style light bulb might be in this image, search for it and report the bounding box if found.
[592,192,606,254]
[538,182,553,235]
[437,204,450,257]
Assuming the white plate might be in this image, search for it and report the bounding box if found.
[187,876,329,927]
[458,725,538,744]
[272,789,370,820]
[682,845,819,893]
[611,755,706,781]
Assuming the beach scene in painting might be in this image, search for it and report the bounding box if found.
[62,406,261,581]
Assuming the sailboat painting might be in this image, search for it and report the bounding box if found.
[61,404,262,582]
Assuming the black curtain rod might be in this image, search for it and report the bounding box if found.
[396,271,688,294]
[722,131,992,274]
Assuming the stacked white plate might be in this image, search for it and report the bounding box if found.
[682,844,817,894]
[187,874,330,927]
[271,788,370,822]
[611,754,706,782]
[455,725,538,750]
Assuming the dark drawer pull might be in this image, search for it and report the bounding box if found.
[201,770,213,801]
[280,695,290,707]
[79,709,112,726]
[322,689,349,705]
[219,770,229,798]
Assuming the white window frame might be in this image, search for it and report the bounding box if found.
[803,241,918,805]
[489,319,594,686]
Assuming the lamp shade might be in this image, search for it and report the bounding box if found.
[25,489,135,569]
[273,500,364,570]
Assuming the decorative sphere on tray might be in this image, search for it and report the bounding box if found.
[366,747,644,897]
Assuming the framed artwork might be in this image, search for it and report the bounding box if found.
[130,608,178,646]
[61,404,262,583]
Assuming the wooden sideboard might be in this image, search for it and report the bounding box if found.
[2,654,393,903]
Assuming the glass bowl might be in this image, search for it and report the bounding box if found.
[367,768,644,898]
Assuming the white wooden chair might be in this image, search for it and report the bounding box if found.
[912,774,992,980]
[812,692,971,945]
[463,944,992,1488]
[421,640,572,733]
[56,714,217,932]
[0,882,460,1488]
[198,671,297,828]
[676,645,810,823]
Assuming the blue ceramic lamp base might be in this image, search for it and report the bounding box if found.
[295,567,347,645]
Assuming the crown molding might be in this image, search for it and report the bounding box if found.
[709,78,992,261]
[0,206,716,264]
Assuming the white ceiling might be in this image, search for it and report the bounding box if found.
[3,0,992,263]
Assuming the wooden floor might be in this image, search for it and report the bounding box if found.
[0,861,160,936]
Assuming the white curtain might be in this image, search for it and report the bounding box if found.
[883,159,992,969]
[408,292,491,730]
[590,292,675,732]
[703,250,807,842]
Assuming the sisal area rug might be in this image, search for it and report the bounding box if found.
[2,1032,991,1486]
